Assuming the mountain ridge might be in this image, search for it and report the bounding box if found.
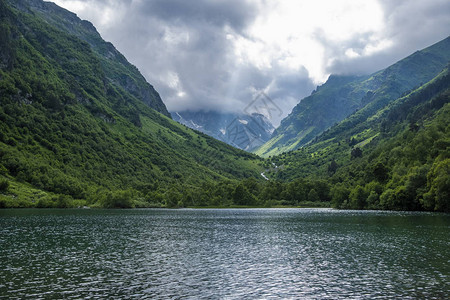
[263,64,449,211]
[0,0,448,211]
[9,0,171,117]
[256,36,450,157]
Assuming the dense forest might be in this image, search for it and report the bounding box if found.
[0,0,448,211]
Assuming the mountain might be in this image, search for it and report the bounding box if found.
[172,111,275,151]
[256,37,450,157]
[10,0,171,117]
[0,0,263,208]
[262,60,450,211]
[1,0,448,212]
[223,36,448,212]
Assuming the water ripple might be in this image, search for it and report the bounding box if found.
[0,208,448,299]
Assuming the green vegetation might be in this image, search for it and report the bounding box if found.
[263,65,450,212]
[0,0,448,212]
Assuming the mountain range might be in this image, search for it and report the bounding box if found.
[172,111,274,151]
[0,0,448,211]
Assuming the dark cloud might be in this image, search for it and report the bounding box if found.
[135,0,256,30]
[54,0,450,127]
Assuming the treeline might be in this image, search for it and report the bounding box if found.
[0,176,331,209]
[160,178,331,208]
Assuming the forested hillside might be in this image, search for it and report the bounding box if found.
[261,65,450,211]
[256,37,450,157]
[0,0,263,208]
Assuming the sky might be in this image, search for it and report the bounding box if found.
[52,0,450,126]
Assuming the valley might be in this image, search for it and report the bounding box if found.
[0,0,448,212]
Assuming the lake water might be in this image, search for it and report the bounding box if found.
[0,208,448,299]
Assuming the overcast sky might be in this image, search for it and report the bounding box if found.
[53,0,450,126]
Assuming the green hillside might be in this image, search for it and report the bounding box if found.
[262,65,450,211]
[256,37,450,157]
[0,0,263,208]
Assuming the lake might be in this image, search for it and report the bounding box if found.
[0,208,448,299]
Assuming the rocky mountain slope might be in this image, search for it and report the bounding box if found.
[172,111,274,151]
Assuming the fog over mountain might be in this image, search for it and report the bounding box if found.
[53,0,450,126]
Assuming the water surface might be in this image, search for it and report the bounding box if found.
[0,208,448,299]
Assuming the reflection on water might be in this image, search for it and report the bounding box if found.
[0,208,448,299]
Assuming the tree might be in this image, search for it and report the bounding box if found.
[307,189,320,202]
[328,160,338,175]
[282,179,307,205]
[260,181,283,201]
[310,180,331,202]
[372,162,388,182]
[331,185,350,208]
[44,91,63,111]
[366,191,380,209]
[404,166,428,210]
[422,159,450,212]
[349,185,367,209]
[232,184,256,206]
[165,189,182,208]
[102,190,134,208]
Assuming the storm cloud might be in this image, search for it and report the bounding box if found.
[53,0,450,126]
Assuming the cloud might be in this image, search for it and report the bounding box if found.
[52,0,450,127]
[135,0,256,30]
[327,0,450,75]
